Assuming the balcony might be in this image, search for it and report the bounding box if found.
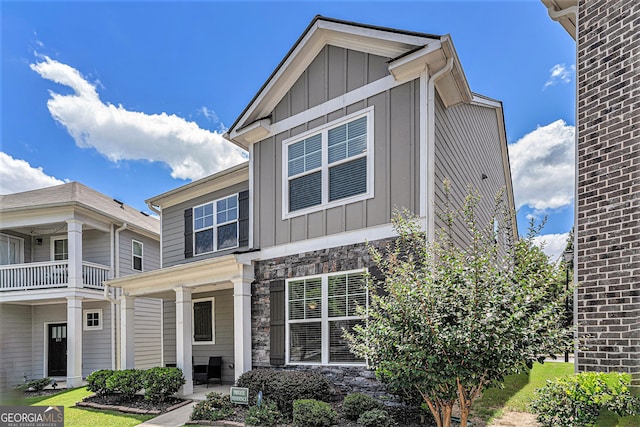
[0,261,110,291]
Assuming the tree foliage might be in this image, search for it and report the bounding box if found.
[346,183,572,427]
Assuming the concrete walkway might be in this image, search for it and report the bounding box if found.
[135,384,231,427]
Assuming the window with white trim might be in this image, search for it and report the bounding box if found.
[192,297,215,344]
[132,240,143,271]
[193,194,238,255]
[286,271,367,365]
[0,233,24,265]
[284,108,373,218]
[51,237,68,261]
[83,309,103,331]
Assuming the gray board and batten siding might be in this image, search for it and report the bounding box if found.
[253,45,421,248]
[160,181,249,268]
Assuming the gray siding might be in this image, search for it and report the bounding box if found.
[135,298,163,369]
[118,229,160,277]
[162,289,234,384]
[161,181,249,268]
[0,304,33,391]
[83,229,110,265]
[82,301,113,376]
[433,95,509,248]
[254,77,421,248]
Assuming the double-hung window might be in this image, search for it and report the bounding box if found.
[193,194,238,255]
[284,108,373,218]
[51,237,68,261]
[286,270,367,365]
[132,240,143,271]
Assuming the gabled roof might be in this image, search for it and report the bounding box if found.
[225,15,472,149]
[0,182,159,236]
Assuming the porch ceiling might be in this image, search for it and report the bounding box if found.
[105,255,247,297]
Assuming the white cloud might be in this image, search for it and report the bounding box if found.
[533,232,570,262]
[30,56,246,181]
[0,152,66,194]
[544,63,575,88]
[508,120,575,210]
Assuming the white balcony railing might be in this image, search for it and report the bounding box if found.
[0,260,110,291]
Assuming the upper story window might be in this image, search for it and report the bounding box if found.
[283,108,374,218]
[51,237,68,261]
[193,194,238,255]
[132,240,143,271]
[286,270,368,365]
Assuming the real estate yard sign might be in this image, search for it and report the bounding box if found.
[229,387,249,405]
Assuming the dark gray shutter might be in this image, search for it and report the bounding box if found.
[238,190,249,247]
[193,300,212,341]
[184,208,193,258]
[270,280,285,366]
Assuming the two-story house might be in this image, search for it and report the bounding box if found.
[106,16,517,396]
[0,182,162,394]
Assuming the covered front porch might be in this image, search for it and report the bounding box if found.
[106,255,253,396]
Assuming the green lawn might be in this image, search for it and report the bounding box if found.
[472,363,640,427]
[21,387,154,427]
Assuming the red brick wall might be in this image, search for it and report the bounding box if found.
[576,0,639,386]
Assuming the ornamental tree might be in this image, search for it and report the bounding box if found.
[346,183,572,427]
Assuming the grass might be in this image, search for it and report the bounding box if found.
[18,387,154,427]
[472,363,640,427]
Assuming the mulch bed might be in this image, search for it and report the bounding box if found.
[77,393,191,415]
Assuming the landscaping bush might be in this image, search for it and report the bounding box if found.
[245,400,283,426]
[15,377,51,392]
[86,369,114,396]
[342,392,382,420]
[190,392,235,421]
[530,371,639,427]
[143,367,185,403]
[357,408,394,427]
[237,369,334,416]
[292,399,337,427]
[105,369,143,400]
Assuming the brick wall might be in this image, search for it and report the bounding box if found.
[576,0,639,386]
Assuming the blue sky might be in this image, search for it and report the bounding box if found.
[1,0,576,259]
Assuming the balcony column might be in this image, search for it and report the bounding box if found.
[66,296,83,387]
[175,286,193,396]
[66,220,83,288]
[120,295,136,369]
[233,264,253,380]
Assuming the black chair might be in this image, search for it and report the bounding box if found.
[193,356,222,387]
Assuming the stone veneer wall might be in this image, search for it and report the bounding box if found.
[576,0,639,387]
[251,239,394,397]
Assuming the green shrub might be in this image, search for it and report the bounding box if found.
[86,369,114,396]
[143,367,185,403]
[530,371,639,427]
[292,399,337,427]
[245,400,283,426]
[15,377,51,392]
[190,392,235,421]
[105,369,143,400]
[237,369,334,416]
[357,408,394,427]
[342,392,382,420]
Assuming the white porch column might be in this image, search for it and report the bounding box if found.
[66,220,83,288]
[175,286,193,396]
[66,296,83,387]
[120,295,136,369]
[233,265,253,380]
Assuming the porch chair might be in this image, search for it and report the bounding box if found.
[193,356,222,388]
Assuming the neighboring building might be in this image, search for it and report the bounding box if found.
[541,0,639,387]
[0,182,162,393]
[107,16,517,396]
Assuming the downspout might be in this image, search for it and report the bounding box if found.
[425,56,454,242]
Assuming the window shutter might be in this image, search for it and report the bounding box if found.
[238,190,249,247]
[193,300,212,342]
[270,279,285,366]
[184,208,193,258]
